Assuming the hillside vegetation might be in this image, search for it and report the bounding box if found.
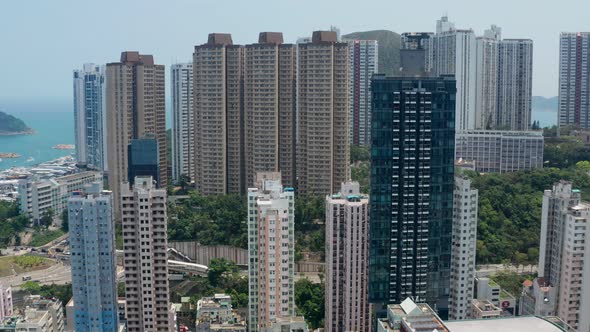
[0,111,32,134]
[343,30,401,76]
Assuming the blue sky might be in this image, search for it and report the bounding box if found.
[0,0,588,100]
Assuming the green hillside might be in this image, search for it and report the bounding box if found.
[0,111,31,134]
[343,30,401,76]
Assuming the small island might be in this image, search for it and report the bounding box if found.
[0,111,34,135]
[53,144,75,150]
[0,153,21,158]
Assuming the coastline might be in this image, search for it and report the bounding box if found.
[0,129,36,136]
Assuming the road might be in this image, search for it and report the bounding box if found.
[476,264,537,277]
[0,261,71,291]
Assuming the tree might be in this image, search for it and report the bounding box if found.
[575,160,590,172]
[207,258,239,287]
[39,208,54,228]
[295,278,324,329]
[61,209,68,232]
[350,145,370,163]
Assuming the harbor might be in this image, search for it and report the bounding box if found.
[0,155,79,202]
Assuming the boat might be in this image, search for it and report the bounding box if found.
[26,157,34,162]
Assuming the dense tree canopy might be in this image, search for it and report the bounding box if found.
[167,193,248,248]
[295,278,324,329]
[468,167,590,264]
[0,201,29,247]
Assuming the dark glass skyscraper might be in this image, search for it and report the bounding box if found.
[128,138,160,186]
[369,68,456,318]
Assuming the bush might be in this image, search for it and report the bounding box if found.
[14,255,46,268]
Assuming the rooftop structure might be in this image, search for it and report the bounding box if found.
[195,294,246,332]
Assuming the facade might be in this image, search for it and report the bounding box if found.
[558,32,590,129]
[432,19,477,131]
[325,182,370,332]
[346,39,378,146]
[18,171,102,224]
[496,39,533,130]
[247,173,295,332]
[520,278,558,317]
[73,63,107,170]
[0,287,12,321]
[171,63,194,183]
[475,35,499,129]
[369,70,456,317]
[449,176,478,320]
[106,52,166,218]
[195,294,246,332]
[68,182,118,331]
[244,32,297,188]
[535,181,590,331]
[455,130,543,173]
[401,32,434,73]
[193,34,244,195]
[127,137,160,186]
[121,176,171,332]
[297,31,350,195]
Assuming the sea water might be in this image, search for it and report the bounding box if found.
[0,99,74,170]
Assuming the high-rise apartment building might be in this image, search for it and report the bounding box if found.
[325,182,370,332]
[121,176,172,332]
[192,34,244,195]
[244,32,297,188]
[106,52,166,216]
[449,176,478,320]
[475,34,499,130]
[533,181,590,331]
[401,32,434,73]
[297,31,349,195]
[171,63,194,183]
[432,18,477,132]
[193,32,298,194]
[497,39,533,130]
[369,60,456,318]
[247,172,295,332]
[455,130,543,173]
[558,32,590,129]
[74,64,107,171]
[345,39,378,146]
[68,182,118,332]
[0,286,12,321]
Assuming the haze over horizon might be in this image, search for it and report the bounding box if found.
[1,0,588,100]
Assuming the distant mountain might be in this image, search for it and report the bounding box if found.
[343,30,401,76]
[532,96,558,112]
[0,111,33,135]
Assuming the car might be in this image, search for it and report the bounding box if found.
[30,248,37,252]
[41,248,48,253]
[22,276,31,281]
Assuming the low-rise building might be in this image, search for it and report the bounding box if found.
[195,294,246,332]
[376,298,449,332]
[262,316,308,332]
[474,277,517,316]
[470,299,501,319]
[0,296,64,332]
[18,171,101,224]
[455,130,543,173]
[376,298,569,332]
